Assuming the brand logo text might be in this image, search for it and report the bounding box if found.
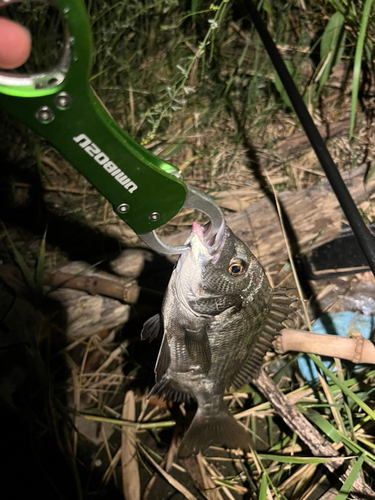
[73,133,138,193]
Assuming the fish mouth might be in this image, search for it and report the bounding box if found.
[190,219,226,258]
[175,219,226,276]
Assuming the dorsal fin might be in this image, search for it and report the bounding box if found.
[231,289,296,390]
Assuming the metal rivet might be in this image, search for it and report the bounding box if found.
[149,212,161,221]
[36,106,55,124]
[55,92,72,110]
[117,204,130,214]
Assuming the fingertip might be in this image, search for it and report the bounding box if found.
[0,18,32,69]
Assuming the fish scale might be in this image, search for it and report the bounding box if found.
[142,221,296,458]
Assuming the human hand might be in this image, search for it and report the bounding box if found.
[0,18,31,69]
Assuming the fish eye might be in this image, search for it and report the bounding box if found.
[228,259,246,276]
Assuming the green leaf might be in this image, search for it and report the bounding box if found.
[318,12,346,94]
[274,60,295,108]
[320,13,345,61]
[334,454,366,500]
[259,474,268,500]
[350,0,375,139]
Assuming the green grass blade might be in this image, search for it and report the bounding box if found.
[257,454,330,465]
[327,0,346,15]
[318,11,346,95]
[334,454,365,500]
[349,0,375,139]
[274,59,295,108]
[309,354,375,420]
[259,473,268,500]
[305,410,342,443]
[268,435,291,453]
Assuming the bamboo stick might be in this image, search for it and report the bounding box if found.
[275,329,375,364]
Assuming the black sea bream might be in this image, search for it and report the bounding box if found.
[142,221,294,458]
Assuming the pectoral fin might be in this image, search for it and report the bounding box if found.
[185,327,211,374]
[155,334,171,382]
[141,313,162,342]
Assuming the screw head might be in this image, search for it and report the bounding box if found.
[149,212,161,221]
[55,92,72,110]
[117,203,130,214]
[36,106,55,124]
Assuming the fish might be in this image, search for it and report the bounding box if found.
[141,220,294,458]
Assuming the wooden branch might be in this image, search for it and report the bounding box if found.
[275,329,375,364]
[252,371,375,499]
[44,271,164,304]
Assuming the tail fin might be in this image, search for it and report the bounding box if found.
[178,407,252,459]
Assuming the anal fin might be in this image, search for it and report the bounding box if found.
[149,378,192,404]
[185,327,211,374]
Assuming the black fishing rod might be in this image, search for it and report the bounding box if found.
[245,0,375,277]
